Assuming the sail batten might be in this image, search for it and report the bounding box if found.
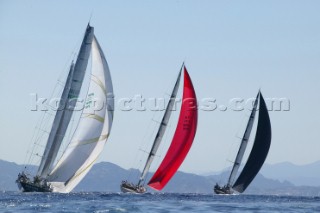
[137,65,184,186]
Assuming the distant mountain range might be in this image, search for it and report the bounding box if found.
[260,161,320,186]
[1,159,320,196]
[202,161,320,187]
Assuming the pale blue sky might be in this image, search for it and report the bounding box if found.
[0,0,320,173]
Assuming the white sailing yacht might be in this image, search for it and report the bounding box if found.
[16,24,114,193]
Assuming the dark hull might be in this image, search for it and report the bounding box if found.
[214,185,233,195]
[16,173,52,192]
[19,181,52,192]
[120,182,146,194]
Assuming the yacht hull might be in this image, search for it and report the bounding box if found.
[120,182,146,194]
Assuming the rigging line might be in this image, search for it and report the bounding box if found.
[128,66,181,183]
[234,112,248,139]
[29,112,52,154]
[147,109,174,185]
[51,37,96,175]
[25,110,50,168]
[52,42,94,170]
[36,128,50,134]
[25,83,64,168]
[23,24,85,170]
[142,66,182,185]
[221,105,251,179]
[23,111,45,167]
[56,24,87,85]
[220,139,237,184]
[139,110,164,181]
[140,109,159,148]
[30,112,50,141]
[34,121,52,144]
[138,149,150,154]
[127,108,159,180]
[32,142,45,148]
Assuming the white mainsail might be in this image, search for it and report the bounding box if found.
[37,26,94,178]
[48,35,114,193]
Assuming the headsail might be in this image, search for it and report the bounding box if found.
[137,65,183,186]
[226,92,259,186]
[37,25,94,178]
[48,34,114,193]
[232,92,271,193]
[148,67,198,191]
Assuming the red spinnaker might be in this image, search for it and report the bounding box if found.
[147,67,198,190]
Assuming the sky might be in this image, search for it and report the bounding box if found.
[0,0,320,174]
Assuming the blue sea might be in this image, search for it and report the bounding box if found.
[0,192,319,212]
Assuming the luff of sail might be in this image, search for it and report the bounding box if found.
[47,34,114,193]
[227,92,259,186]
[137,65,183,186]
[148,67,197,191]
[37,25,94,178]
[232,92,271,193]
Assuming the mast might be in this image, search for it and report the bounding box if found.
[37,25,94,178]
[137,64,184,186]
[36,62,75,177]
[226,92,260,186]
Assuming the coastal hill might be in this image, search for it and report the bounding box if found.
[1,159,320,196]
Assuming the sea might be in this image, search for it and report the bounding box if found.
[0,192,319,212]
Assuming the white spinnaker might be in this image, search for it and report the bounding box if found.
[48,36,114,193]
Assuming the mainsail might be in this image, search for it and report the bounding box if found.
[148,67,198,190]
[137,65,183,186]
[232,92,271,193]
[37,25,94,178]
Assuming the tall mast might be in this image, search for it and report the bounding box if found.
[137,63,184,186]
[227,92,260,186]
[37,25,94,178]
[36,62,75,177]
[232,91,271,193]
